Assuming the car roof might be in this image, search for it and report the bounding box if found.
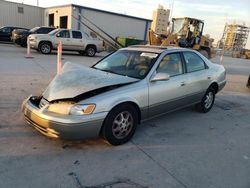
[124,45,190,54]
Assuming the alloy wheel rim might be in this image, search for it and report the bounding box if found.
[41,44,50,53]
[112,111,133,139]
[204,92,214,109]
[88,48,95,56]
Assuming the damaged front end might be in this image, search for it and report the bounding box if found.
[21,62,138,139]
[22,95,108,139]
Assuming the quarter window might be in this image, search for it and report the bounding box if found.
[72,31,82,39]
[183,52,206,72]
[156,53,183,77]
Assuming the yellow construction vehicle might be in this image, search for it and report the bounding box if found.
[232,49,250,59]
[148,17,214,58]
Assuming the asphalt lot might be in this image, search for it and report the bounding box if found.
[0,43,250,188]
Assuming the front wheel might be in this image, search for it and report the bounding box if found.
[195,88,215,113]
[39,42,52,54]
[102,104,138,145]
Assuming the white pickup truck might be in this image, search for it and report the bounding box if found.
[28,28,104,57]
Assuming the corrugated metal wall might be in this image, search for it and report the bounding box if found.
[70,6,151,40]
[0,0,44,29]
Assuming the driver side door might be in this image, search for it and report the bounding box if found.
[54,30,71,50]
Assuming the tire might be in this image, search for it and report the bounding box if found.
[102,104,138,145]
[86,46,96,57]
[39,42,52,54]
[195,87,215,113]
[198,49,209,58]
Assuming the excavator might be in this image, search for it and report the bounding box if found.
[148,17,214,58]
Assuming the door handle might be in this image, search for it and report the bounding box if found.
[207,76,212,80]
[180,82,186,86]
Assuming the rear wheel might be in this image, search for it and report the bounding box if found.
[86,46,96,57]
[39,42,52,54]
[195,87,215,113]
[102,104,138,145]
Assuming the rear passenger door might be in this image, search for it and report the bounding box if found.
[182,51,210,103]
[148,53,190,116]
[71,31,84,50]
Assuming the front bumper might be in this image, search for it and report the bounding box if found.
[29,41,38,49]
[21,96,108,139]
[218,80,227,92]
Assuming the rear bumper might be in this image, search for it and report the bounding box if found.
[21,96,107,139]
[96,46,105,53]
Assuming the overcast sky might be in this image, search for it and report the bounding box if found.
[8,0,250,48]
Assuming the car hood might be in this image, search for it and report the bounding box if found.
[30,34,49,38]
[42,62,139,102]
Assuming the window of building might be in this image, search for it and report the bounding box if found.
[18,7,24,14]
[183,52,206,72]
[72,31,82,39]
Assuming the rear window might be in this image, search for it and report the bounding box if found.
[72,31,82,39]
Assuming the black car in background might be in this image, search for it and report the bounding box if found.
[13,26,55,47]
[0,26,28,42]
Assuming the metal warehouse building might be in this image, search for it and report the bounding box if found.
[0,0,44,29]
[46,4,152,40]
[0,1,152,40]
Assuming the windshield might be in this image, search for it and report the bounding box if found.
[29,27,39,33]
[172,19,185,34]
[93,50,159,79]
[49,28,60,35]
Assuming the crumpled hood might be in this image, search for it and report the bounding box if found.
[43,62,139,102]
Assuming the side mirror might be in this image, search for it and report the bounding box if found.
[56,33,60,37]
[151,72,170,82]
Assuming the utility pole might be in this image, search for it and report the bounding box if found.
[37,0,39,7]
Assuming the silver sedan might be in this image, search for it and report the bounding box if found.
[22,45,226,145]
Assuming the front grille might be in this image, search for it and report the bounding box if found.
[39,98,49,109]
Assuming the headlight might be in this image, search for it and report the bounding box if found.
[69,104,96,115]
[47,103,95,115]
[47,103,74,115]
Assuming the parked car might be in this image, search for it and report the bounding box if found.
[28,28,104,56]
[11,28,29,44]
[13,26,55,47]
[22,46,226,145]
[0,26,28,42]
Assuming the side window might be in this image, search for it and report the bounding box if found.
[57,30,70,38]
[156,53,183,77]
[42,28,53,33]
[183,52,206,72]
[72,31,82,39]
[1,27,11,33]
[36,28,45,34]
